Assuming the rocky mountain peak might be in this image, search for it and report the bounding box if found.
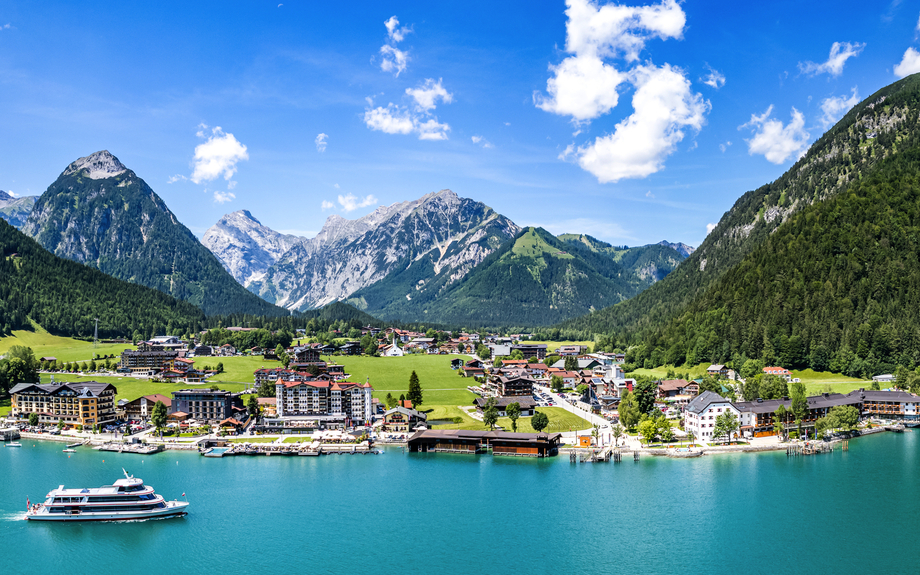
[62,150,128,180]
[657,240,695,258]
[202,210,304,285]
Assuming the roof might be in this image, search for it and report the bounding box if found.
[400,400,413,409]
[278,379,369,391]
[10,381,116,397]
[707,364,726,371]
[685,390,732,414]
[407,429,561,444]
[256,397,277,405]
[384,406,427,420]
[658,379,693,392]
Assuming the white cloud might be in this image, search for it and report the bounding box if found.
[334,183,340,189]
[472,135,494,149]
[534,55,626,122]
[380,44,409,76]
[894,47,920,78]
[338,193,378,212]
[0,24,11,30]
[645,190,654,198]
[719,141,732,152]
[740,106,810,164]
[917,11,920,32]
[321,200,335,210]
[6,190,17,197]
[167,174,187,184]
[819,88,859,128]
[406,78,452,112]
[416,119,450,141]
[364,104,416,135]
[701,65,725,89]
[379,16,411,76]
[534,0,685,124]
[190,125,249,185]
[213,190,236,204]
[565,0,685,61]
[572,64,709,183]
[364,78,453,141]
[315,133,328,153]
[706,223,716,234]
[798,41,865,77]
[385,16,410,43]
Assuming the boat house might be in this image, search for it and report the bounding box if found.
[407,429,561,457]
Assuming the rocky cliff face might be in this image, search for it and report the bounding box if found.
[21,151,287,316]
[248,190,521,311]
[0,190,38,228]
[202,210,303,285]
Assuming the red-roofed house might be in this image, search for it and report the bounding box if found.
[762,367,792,381]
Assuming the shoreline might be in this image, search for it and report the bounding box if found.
[13,426,903,459]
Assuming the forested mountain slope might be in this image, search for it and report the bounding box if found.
[632,143,920,377]
[562,74,920,344]
[357,227,681,326]
[0,218,206,338]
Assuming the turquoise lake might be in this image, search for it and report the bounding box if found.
[2,433,918,575]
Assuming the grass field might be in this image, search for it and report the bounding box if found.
[428,406,591,432]
[208,355,282,383]
[628,363,712,379]
[0,330,133,363]
[322,354,477,406]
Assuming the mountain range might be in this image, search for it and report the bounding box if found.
[20,151,288,317]
[202,210,303,286]
[201,190,690,325]
[0,190,38,228]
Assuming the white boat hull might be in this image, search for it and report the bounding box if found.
[26,500,189,522]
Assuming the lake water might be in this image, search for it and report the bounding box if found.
[2,433,918,575]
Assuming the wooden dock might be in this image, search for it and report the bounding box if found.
[96,442,164,455]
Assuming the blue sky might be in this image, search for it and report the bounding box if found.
[1,1,919,248]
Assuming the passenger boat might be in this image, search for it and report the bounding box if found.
[25,469,189,521]
[62,449,76,453]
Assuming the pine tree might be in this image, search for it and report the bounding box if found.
[407,370,423,410]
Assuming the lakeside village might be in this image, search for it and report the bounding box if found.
[3,327,918,459]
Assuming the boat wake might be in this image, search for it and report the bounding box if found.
[3,512,28,522]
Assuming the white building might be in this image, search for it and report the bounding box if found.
[684,390,749,443]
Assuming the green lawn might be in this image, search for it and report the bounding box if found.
[325,355,477,406]
[0,330,133,363]
[0,397,10,417]
[208,355,284,383]
[628,363,712,379]
[428,406,591,433]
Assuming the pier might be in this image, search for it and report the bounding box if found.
[96,442,164,455]
[199,441,380,457]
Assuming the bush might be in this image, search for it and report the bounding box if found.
[788,431,799,439]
